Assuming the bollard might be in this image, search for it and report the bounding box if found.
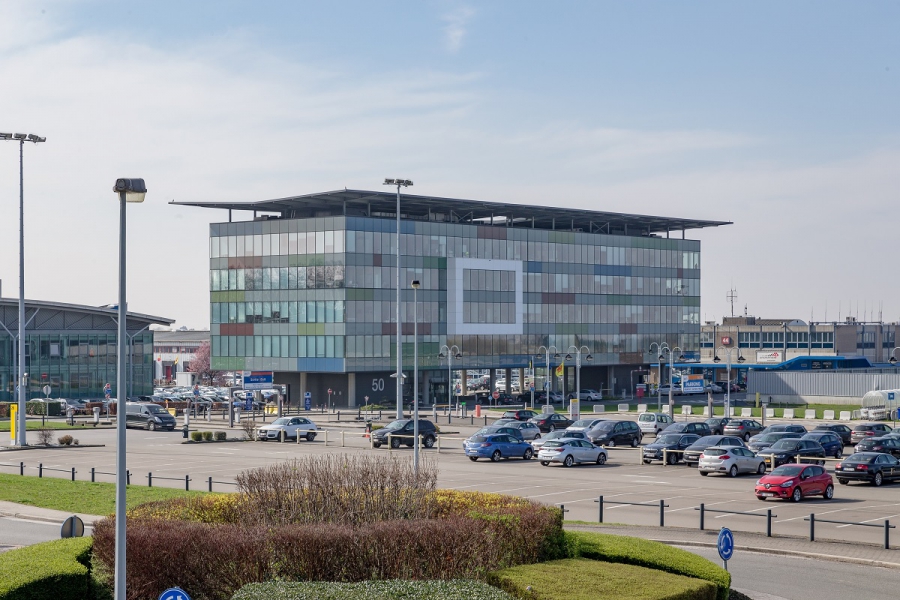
[19,462,24,476]
[185,475,190,491]
[470,415,473,425]
[280,429,286,443]
[38,463,43,478]
[699,503,705,530]
[297,431,301,444]
[388,434,392,452]
[337,411,341,421]
[91,467,95,482]
[560,504,565,520]
[71,467,76,482]
[809,513,815,542]
[324,430,328,447]
[767,509,773,537]
[598,496,604,523]
[127,470,131,485]
[437,435,441,453]
[886,520,891,550]
[148,472,153,487]
[341,431,345,447]
[432,406,437,420]
[208,476,214,492]
[659,499,666,527]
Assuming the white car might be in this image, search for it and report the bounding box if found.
[638,412,673,435]
[508,421,542,441]
[704,382,724,394]
[531,430,588,451]
[257,416,317,441]
[569,389,603,401]
[538,439,608,467]
[698,446,765,477]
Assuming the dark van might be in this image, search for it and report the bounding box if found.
[125,402,177,431]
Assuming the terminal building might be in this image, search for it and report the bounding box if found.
[178,189,729,407]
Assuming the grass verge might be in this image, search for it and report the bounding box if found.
[232,580,515,600]
[0,473,206,515]
[0,537,93,600]
[0,420,93,431]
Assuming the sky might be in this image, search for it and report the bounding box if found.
[1,0,898,330]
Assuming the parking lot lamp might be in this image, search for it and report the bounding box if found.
[438,344,461,408]
[565,345,592,407]
[649,342,670,412]
[536,345,560,404]
[714,346,745,418]
[660,346,685,420]
[384,178,413,419]
[1,132,45,446]
[411,280,420,474]
[112,177,146,600]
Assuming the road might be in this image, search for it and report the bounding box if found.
[0,516,93,549]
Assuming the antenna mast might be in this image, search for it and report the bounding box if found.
[727,288,738,318]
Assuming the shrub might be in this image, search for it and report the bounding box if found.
[214,431,226,441]
[232,580,515,600]
[201,431,213,441]
[37,426,53,445]
[241,418,256,440]
[74,439,80,445]
[0,537,93,600]
[58,434,74,446]
[190,431,203,442]
[567,531,730,600]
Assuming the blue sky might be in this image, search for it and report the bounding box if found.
[1,1,898,327]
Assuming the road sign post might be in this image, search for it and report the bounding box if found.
[717,527,734,571]
[304,392,312,411]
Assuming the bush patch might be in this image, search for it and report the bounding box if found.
[231,579,515,600]
[0,537,93,600]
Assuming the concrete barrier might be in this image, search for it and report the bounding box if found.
[728,407,735,417]
[840,411,852,421]
[823,410,835,420]
[741,407,752,417]
[681,405,692,415]
[542,404,554,414]
[765,408,775,418]
[805,409,816,419]
[784,408,795,419]
[593,404,605,413]
[618,403,629,412]
[637,404,647,413]
[702,406,711,416]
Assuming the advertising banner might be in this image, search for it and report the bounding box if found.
[755,351,782,364]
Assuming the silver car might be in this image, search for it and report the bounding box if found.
[531,430,587,451]
[567,418,605,435]
[508,421,542,441]
[538,439,608,467]
[698,446,765,477]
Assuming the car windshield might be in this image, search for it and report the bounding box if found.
[542,441,564,448]
[272,418,291,426]
[703,448,729,456]
[145,405,167,414]
[770,440,800,450]
[656,434,682,444]
[571,419,595,428]
[756,434,783,443]
[639,414,655,422]
[770,465,805,477]
[845,453,873,462]
[594,421,616,431]
[693,436,716,445]
[469,436,487,443]
[384,420,407,430]
[666,424,686,431]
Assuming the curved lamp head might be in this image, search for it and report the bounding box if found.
[113,178,147,203]
[585,354,593,362]
[454,352,462,360]
[410,280,420,290]
[891,356,898,366]
[713,355,721,364]
[678,354,686,361]
[553,352,560,360]
[438,352,446,359]
[565,353,573,361]
[737,355,746,364]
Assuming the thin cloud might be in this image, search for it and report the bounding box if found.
[442,6,475,53]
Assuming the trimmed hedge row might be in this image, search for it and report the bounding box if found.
[566,531,730,600]
[0,537,93,600]
[231,580,515,600]
[489,558,717,600]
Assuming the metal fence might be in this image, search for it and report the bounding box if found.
[749,370,900,399]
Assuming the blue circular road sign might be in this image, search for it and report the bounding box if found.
[717,527,734,562]
[159,588,191,600]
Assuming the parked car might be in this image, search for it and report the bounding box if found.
[471,426,526,442]
[812,423,853,446]
[538,439,607,467]
[759,423,808,436]
[588,420,642,447]
[567,389,602,401]
[758,438,826,468]
[854,436,900,458]
[755,464,834,502]
[257,416,317,441]
[531,430,588,451]
[747,431,803,454]
[566,418,606,434]
[835,452,900,486]
[723,419,765,442]
[62,398,89,414]
[464,433,534,462]
[505,421,542,441]
[801,432,844,459]
[704,382,724,394]
[716,381,741,393]
[530,413,575,432]
[371,419,437,449]
[682,435,746,466]
[642,433,700,465]
[657,384,680,396]
[638,412,673,435]
[492,418,518,427]
[704,417,732,436]
[124,402,176,431]
[662,421,712,438]
[699,446,766,477]
[501,409,539,422]
[850,423,894,445]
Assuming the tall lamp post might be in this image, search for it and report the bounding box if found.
[112,178,146,600]
[713,346,745,418]
[565,345,592,418]
[888,348,900,422]
[649,342,669,412]
[384,178,413,419]
[438,344,462,408]
[660,345,685,420]
[1,132,45,446]
[410,280,420,474]
[536,345,560,405]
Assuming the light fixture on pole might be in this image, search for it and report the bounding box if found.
[438,344,462,409]
[112,177,146,600]
[565,345,592,418]
[658,345,685,420]
[384,178,413,420]
[411,279,420,474]
[713,346,745,418]
[1,132,45,446]
[649,342,670,412]
[536,345,560,405]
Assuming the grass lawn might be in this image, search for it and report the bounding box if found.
[0,473,207,515]
[0,420,95,431]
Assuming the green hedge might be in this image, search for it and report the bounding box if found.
[231,580,514,600]
[0,537,93,600]
[567,531,730,600]
[489,558,716,600]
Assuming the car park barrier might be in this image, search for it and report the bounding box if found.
[593,404,605,413]
[839,411,852,421]
[660,448,686,465]
[696,504,776,537]
[147,472,192,491]
[617,403,629,412]
[594,495,669,527]
[804,514,895,549]
[637,404,647,413]
[783,408,795,418]
[740,408,752,417]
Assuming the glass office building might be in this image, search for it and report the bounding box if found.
[184,189,728,406]
[0,299,172,401]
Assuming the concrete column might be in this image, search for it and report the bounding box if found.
[489,369,496,394]
[505,368,512,393]
[421,370,431,405]
[347,373,356,408]
[461,370,468,396]
[518,368,525,393]
[300,372,308,401]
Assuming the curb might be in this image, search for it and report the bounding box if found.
[0,444,106,452]
[0,509,100,527]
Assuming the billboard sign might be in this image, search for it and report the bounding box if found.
[243,371,274,390]
[756,351,783,364]
[682,374,705,394]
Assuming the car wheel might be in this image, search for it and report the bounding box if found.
[743,433,750,442]
[824,484,834,500]
[469,456,478,462]
[757,462,766,475]
[491,450,502,462]
[667,452,677,465]
[643,459,651,465]
[729,465,739,478]
[838,478,848,485]
[540,461,550,466]
[630,436,639,448]
[423,435,435,448]
[607,439,616,448]
[549,425,556,432]
[534,434,541,440]
[756,496,767,501]
[834,449,842,459]
[372,442,382,449]
[791,487,802,502]
[306,432,316,442]
[148,421,156,431]
[596,453,607,465]
[563,455,575,468]
[390,437,402,449]
[700,471,709,476]
[523,448,534,460]
[874,472,884,487]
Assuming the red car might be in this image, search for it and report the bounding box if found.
[754,464,834,502]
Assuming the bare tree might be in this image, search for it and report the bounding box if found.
[189,341,226,386]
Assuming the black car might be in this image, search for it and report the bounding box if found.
[501,409,539,422]
[642,433,700,465]
[801,432,844,459]
[835,452,900,486]
[704,417,732,436]
[530,413,574,432]
[855,436,900,458]
[759,423,808,436]
[588,420,642,447]
[759,438,826,468]
[662,421,712,438]
[371,419,438,449]
[682,435,745,466]
[850,423,894,445]
[813,423,853,446]
[747,431,803,454]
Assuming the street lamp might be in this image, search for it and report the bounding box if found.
[658,345,685,420]
[649,342,670,412]
[536,345,560,406]
[438,344,462,409]
[1,132,45,446]
[565,346,592,419]
[713,346,745,418]
[411,279,420,474]
[112,177,146,600]
[384,178,413,419]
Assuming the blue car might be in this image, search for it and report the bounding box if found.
[801,431,844,459]
[464,433,535,462]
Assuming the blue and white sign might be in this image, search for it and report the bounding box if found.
[159,587,191,600]
[717,527,734,562]
[890,392,895,401]
[243,371,273,391]
[682,377,705,394]
[304,391,312,411]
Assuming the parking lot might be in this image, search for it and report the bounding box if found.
[3,412,900,548]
